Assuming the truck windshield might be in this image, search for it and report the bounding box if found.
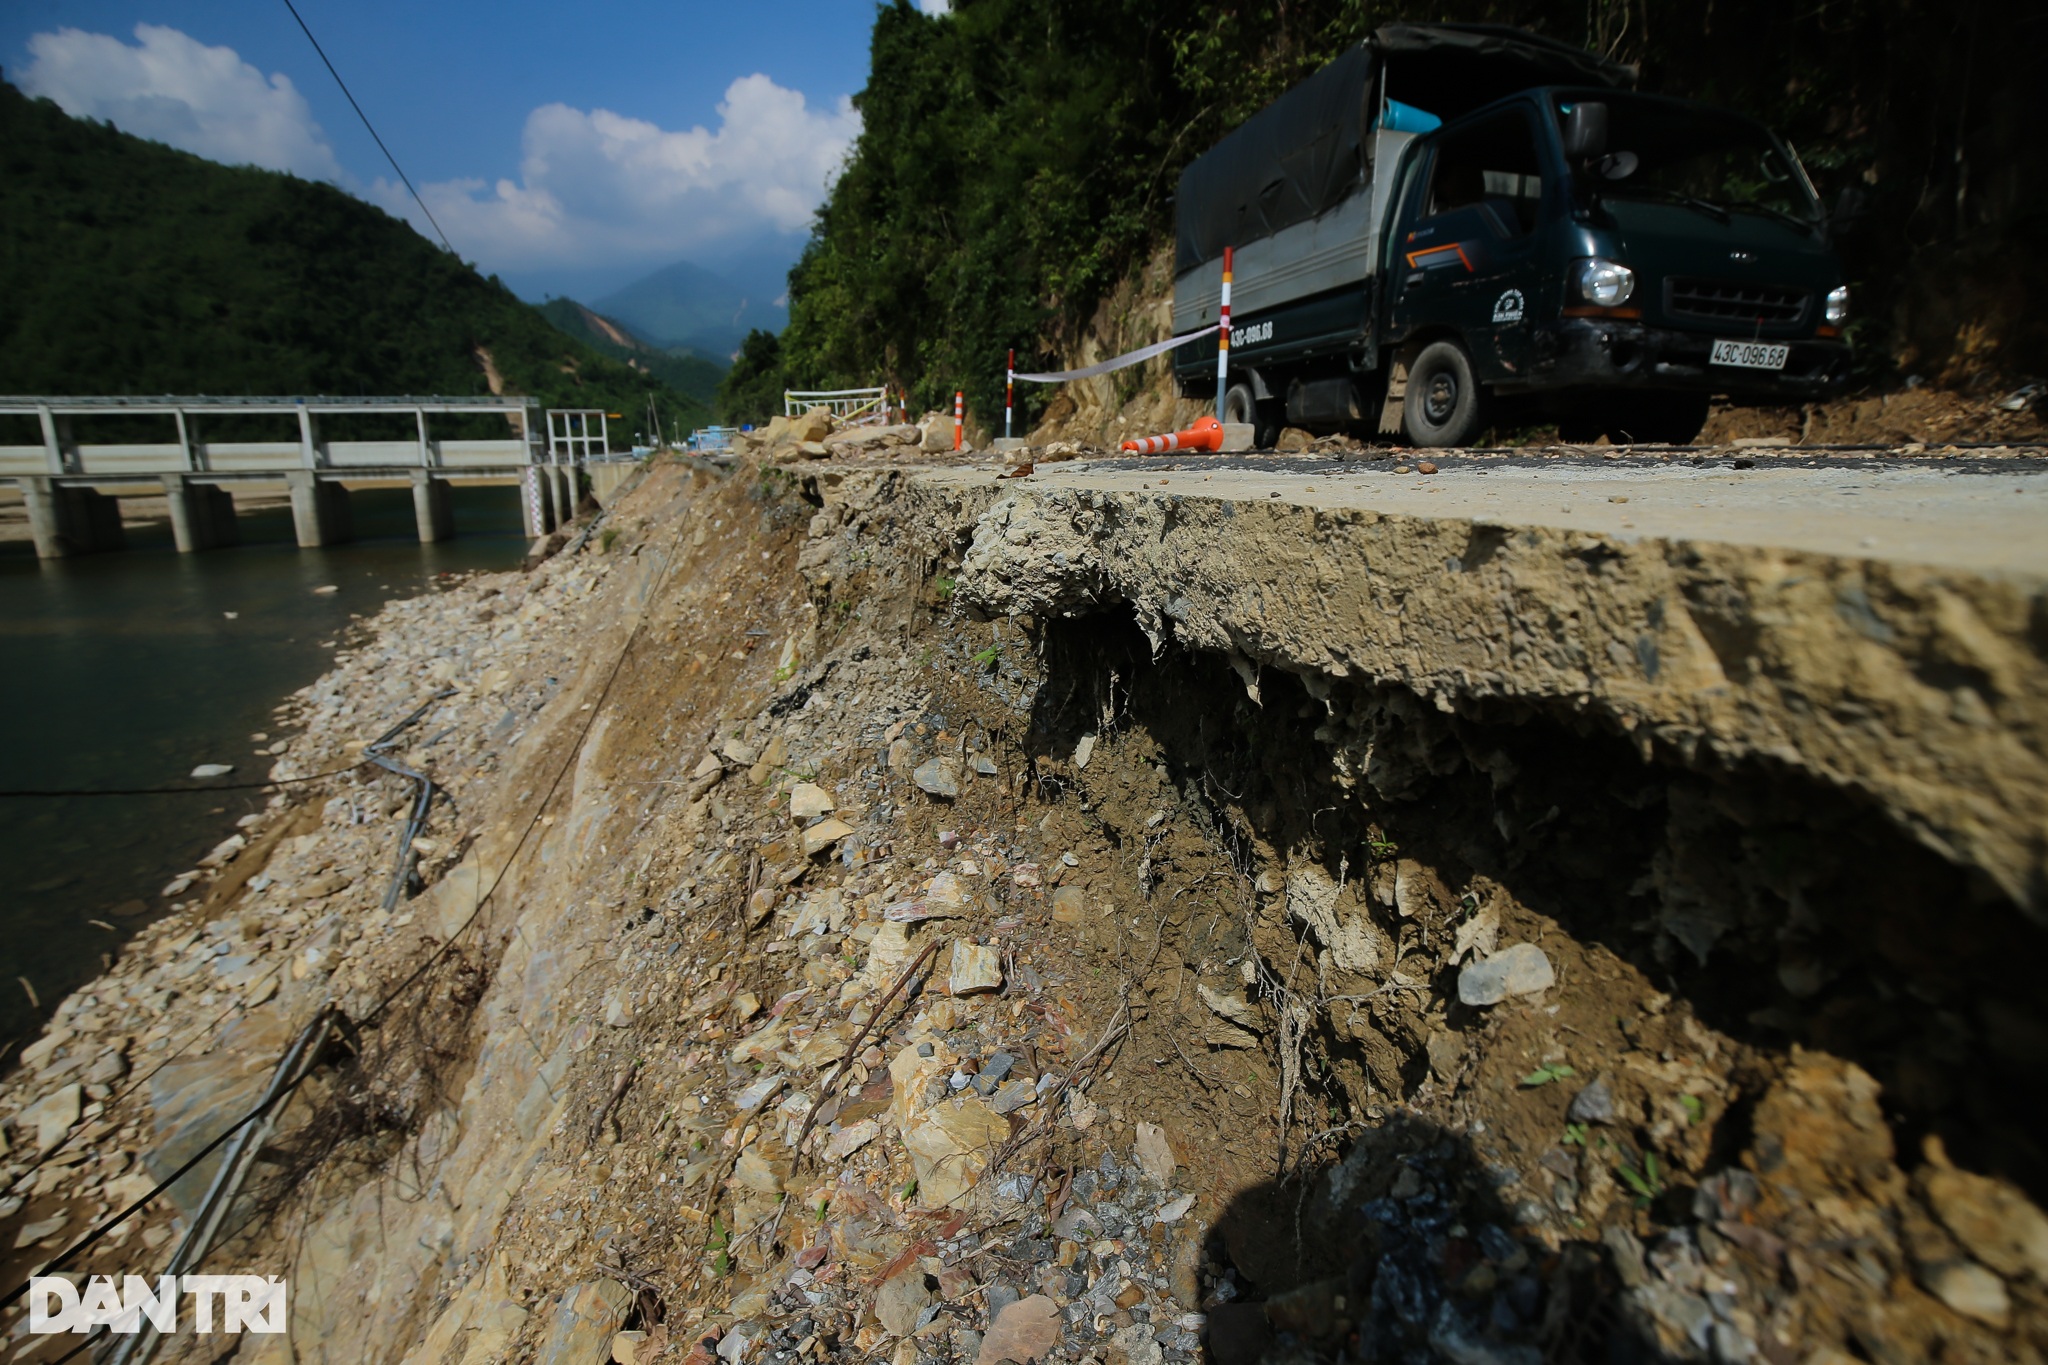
[1555,94,1820,228]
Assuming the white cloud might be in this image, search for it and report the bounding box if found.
[18,23,345,182]
[918,0,952,13]
[16,24,856,282]
[380,74,860,275]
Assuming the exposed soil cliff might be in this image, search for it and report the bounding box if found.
[5,439,2046,1365]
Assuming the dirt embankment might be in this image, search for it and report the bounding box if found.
[3,444,2046,1365]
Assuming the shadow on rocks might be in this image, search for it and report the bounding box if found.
[1199,1111,1661,1365]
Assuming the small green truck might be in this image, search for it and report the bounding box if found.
[1172,23,1852,447]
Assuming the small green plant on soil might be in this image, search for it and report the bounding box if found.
[970,643,1000,668]
[932,576,956,602]
[1562,1122,1590,1146]
[1618,1151,1666,1206]
[708,1218,730,1276]
[1681,1094,1706,1124]
[1366,832,1398,859]
[1522,1063,1575,1088]
[599,527,620,552]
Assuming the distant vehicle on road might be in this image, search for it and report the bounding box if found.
[1171,23,1853,447]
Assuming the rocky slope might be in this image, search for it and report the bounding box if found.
[3,432,2046,1365]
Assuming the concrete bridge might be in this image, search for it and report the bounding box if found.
[0,395,598,558]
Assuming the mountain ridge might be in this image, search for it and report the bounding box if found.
[592,259,788,358]
[0,81,708,439]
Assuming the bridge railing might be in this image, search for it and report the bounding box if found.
[0,395,546,478]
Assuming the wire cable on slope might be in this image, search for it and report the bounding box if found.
[0,764,369,799]
[277,0,454,255]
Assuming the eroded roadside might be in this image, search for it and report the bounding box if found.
[3,442,2045,1365]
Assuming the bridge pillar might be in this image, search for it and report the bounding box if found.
[21,479,125,558]
[286,472,352,548]
[162,475,237,552]
[551,465,582,521]
[411,470,453,543]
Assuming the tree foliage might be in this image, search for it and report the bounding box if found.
[716,329,790,426]
[783,0,2046,425]
[0,82,709,445]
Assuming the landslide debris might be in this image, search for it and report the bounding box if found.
[1,444,2043,1365]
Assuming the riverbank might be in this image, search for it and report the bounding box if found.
[0,498,609,1318]
[4,440,2046,1364]
[0,483,529,1059]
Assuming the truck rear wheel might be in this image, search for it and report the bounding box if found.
[1223,382,1282,449]
[1403,340,1490,448]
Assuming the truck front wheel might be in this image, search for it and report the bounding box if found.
[1403,341,1491,448]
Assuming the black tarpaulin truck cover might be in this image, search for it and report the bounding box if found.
[1173,23,1636,277]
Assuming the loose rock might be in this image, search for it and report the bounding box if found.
[913,758,961,799]
[1456,942,1555,1006]
[789,783,835,819]
[948,943,1003,995]
[1567,1077,1616,1125]
[977,1294,1061,1365]
[20,1082,82,1155]
[1133,1122,1176,1184]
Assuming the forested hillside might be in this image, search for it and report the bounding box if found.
[780,0,2047,428]
[0,82,706,435]
[536,298,727,410]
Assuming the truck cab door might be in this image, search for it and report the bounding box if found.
[1389,107,1550,381]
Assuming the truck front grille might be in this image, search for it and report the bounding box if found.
[1665,277,1811,327]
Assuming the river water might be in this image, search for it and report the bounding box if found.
[0,485,527,1056]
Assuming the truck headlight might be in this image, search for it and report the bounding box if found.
[1825,285,1850,325]
[1574,259,1635,307]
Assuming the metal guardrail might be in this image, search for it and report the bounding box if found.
[784,387,889,426]
[0,397,650,477]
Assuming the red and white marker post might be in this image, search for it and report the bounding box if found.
[1215,245,1234,421]
[953,390,964,452]
[1005,349,1014,441]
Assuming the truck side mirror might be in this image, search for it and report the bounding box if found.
[1562,102,1608,161]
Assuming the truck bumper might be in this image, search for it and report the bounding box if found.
[1503,319,1850,400]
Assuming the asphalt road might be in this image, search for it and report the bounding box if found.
[1001,448,2048,578]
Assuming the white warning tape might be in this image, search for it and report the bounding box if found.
[1011,329,1211,384]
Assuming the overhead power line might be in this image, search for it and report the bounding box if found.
[278,0,456,255]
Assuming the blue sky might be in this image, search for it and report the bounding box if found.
[0,0,931,300]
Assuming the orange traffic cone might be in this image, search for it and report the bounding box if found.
[1121,416,1224,455]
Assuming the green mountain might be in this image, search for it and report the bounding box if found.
[0,81,708,442]
[592,260,786,357]
[536,297,728,412]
